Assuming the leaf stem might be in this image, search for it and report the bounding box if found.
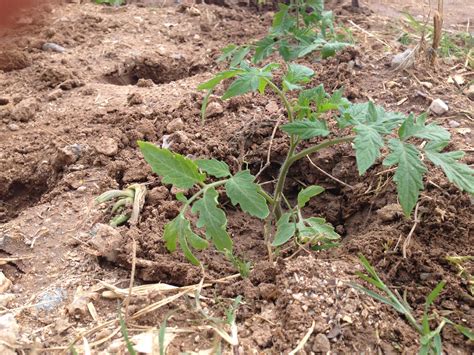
[264,78,294,122]
[273,136,355,219]
[183,180,229,211]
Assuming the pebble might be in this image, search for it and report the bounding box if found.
[166,117,184,133]
[7,123,19,131]
[429,99,449,116]
[312,333,331,353]
[42,42,66,53]
[0,313,19,355]
[95,137,118,157]
[76,186,87,193]
[0,272,12,293]
[448,120,460,128]
[12,97,38,122]
[205,101,224,118]
[265,100,279,114]
[0,294,15,308]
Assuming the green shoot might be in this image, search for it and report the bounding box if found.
[219,0,349,66]
[96,184,147,226]
[136,58,473,265]
[446,256,474,296]
[352,255,473,354]
[119,310,137,355]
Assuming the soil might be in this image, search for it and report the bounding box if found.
[0,0,473,354]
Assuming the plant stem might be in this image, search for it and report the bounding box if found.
[184,179,228,211]
[273,136,355,219]
[289,136,355,164]
[264,78,294,122]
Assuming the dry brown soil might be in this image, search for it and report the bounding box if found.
[0,1,473,354]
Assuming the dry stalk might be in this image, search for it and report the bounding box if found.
[306,156,354,189]
[403,202,422,258]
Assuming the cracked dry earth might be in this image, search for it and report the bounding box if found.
[0,1,473,354]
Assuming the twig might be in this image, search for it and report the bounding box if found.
[348,20,392,49]
[124,238,137,321]
[255,115,283,180]
[306,156,354,189]
[288,321,315,355]
[403,203,421,258]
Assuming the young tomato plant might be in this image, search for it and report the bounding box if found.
[137,60,473,266]
[352,255,474,354]
[219,0,349,66]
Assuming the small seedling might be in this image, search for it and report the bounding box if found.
[138,57,473,265]
[446,255,474,296]
[351,255,474,354]
[94,0,125,6]
[96,184,147,227]
[219,0,349,65]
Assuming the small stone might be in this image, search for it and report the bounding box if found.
[42,42,66,53]
[0,294,15,307]
[76,186,87,193]
[136,78,154,88]
[54,144,82,168]
[127,92,143,105]
[0,313,19,355]
[206,101,224,118]
[7,123,19,131]
[0,98,9,106]
[448,120,460,128]
[166,118,184,133]
[0,272,12,293]
[265,101,279,114]
[11,98,38,122]
[420,81,433,89]
[95,138,118,157]
[187,7,201,16]
[312,333,331,353]
[429,99,449,116]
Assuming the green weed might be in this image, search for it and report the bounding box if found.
[352,255,474,354]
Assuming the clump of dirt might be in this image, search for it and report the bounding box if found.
[0,50,31,71]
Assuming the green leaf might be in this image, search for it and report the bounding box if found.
[230,47,251,67]
[272,212,296,246]
[253,36,277,63]
[225,170,269,219]
[321,41,349,59]
[425,149,474,194]
[383,139,426,216]
[425,281,446,307]
[138,142,205,189]
[282,63,314,91]
[197,69,243,91]
[399,113,450,142]
[191,188,232,251]
[297,185,325,208]
[217,45,250,67]
[281,120,329,139]
[298,217,340,240]
[353,124,384,175]
[222,72,260,100]
[163,214,208,265]
[196,159,231,178]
